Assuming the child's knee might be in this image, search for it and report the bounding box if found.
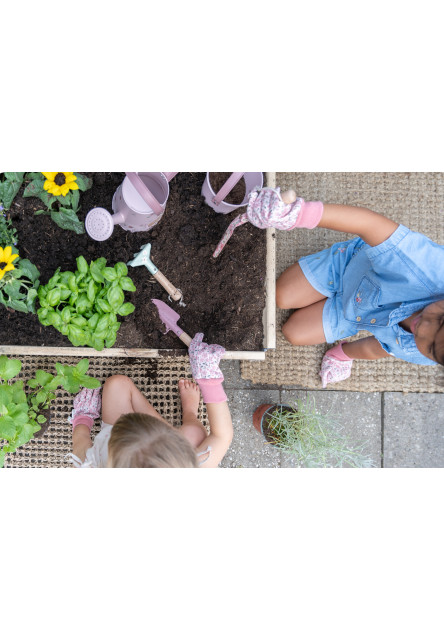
[276,280,293,310]
[103,374,133,394]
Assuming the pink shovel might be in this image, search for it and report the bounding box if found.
[152,299,192,346]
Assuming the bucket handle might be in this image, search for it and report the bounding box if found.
[212,172,245,206]
[125,172,164,216]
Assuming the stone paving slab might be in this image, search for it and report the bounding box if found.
[280,390,382,468]
[220,389,281,468]
[383,393,444,468]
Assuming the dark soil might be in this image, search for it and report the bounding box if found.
[0,173,266,351]
[208,173,246,204]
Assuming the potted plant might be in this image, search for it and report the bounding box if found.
[0,355,100,467]
[253,397,375,468]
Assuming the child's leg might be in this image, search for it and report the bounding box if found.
[101,375,169,426]
[282,298,327,345]
[342,336,391,360]
[276,262,327,310]
[177,378,207,448]
[72,424,93,462]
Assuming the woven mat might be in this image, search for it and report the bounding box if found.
[3,356,208,468]
[242,173,444,392]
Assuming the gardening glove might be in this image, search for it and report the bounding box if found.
[213,187,324,257]
[68,387,102,430]
[319,342,354,388]
[189,333,227,403]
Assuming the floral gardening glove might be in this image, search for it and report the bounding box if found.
[189,333,227,403]
[68,387,102,430]
[319,343,354,388]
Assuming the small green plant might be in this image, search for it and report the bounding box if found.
[263,397,375,468]
[37,256,136,350]
[0,173,25,211]
[0,247,40,313]
[0,208,19,247]
[23,172,93,234]
[0,356,100,467]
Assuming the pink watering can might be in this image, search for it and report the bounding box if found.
[201,172,264,214]
[85,172,178,241]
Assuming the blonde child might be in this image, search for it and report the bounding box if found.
[68,333,233,468]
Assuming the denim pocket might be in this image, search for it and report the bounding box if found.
[353,276,381,310]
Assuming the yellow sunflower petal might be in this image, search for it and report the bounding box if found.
[3,263,15,272]
[52,185,62,196]
[63,172,76,180]
[3,246,11,260]
[65,175,78,185]
[0,247,4,262]
[69,182,79,190]
[0,270,5,281]
[9,254,19,263]
[42,172,57,181]
[60,184,70,197]
[43,179,55,192]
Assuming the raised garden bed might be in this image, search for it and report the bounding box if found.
[0,172,275,359]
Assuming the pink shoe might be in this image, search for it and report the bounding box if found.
[319,342,354,388]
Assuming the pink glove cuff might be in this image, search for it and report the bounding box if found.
[289,200,324,229]
[196,378,228,403]
[326,341,353,361]
[72,415,94,431]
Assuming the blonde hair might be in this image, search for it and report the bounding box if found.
[107,412,198,468]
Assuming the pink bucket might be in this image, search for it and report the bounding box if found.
[201,172,264,214]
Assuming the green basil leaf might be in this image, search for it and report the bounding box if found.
[103,267,117,282]
[119,276,136,292]
[47,288,61,306]
[90,260,105,283]
[96,298,112,314]
[115,262,128,277]
[117,302,135,317]
[92,337,105,351]
[107,284,124,311]
[87,313,100,330]
[67,325,86,347]
[87,279,97,303]
[76,256,88,274]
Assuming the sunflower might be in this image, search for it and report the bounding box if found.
[42,172,79,197]
[0,246,19,281]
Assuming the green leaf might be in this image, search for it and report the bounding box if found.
[74,173,93,191]
[7,299,29,313]
[117,302,135,317]
[23,178,45,198]
[87,312,100,330]
[1,173,24,209]
[76,255,88,275]
[51,208,85,234]
[96,298,112,314]
[39,189,56,208]
[25,172,43,181]
[0,386,13,406]
[71,189,80,211]
[37,414,47,424]
[75,358,90,376]
[105,333,117,348]
[34,370,54,387]
[47,288,61,306]
[103,267,117,282]
[107,284,124,311]
[90,260,105,283]
[75,293,91,315]
[92,337,105,351]
[115,262,128,277]
[0,415,17,440]
[87,279,97,304]
[119,276,136,292]
[67,324,86,347]
[47,268,61,288]
[0,356,22,381]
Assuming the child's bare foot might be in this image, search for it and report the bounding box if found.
[178,378,201,418]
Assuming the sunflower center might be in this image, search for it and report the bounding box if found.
[0,262,7,270]
[55,173,66,186]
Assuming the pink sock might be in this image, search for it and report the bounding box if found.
[327,342,353,361]
[290,200,324,229]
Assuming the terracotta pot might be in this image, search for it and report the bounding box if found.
[253,404,293,444]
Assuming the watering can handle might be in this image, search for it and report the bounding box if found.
[162,172,179,182]
[213,172,245,206]
[125,172,164,216]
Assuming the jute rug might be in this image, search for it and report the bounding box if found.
[3,356,208,468]
[241,173,444,392]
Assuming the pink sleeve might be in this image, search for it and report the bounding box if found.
[289,200,324,229]
[195,378,228,403]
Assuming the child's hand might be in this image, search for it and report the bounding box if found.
[189,333,225,380]
[69,387,102,430]
[319,347,354,388]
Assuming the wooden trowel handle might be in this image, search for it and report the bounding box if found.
[153,270,182,301]
[177,330,192,346]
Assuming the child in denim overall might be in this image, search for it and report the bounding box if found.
[272,194,444,386]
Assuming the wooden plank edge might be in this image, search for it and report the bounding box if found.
[0,345,266,361]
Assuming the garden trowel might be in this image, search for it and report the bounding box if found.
[152,299,192,346]
[128,243,184,304]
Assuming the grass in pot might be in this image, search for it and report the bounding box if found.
[253,397,375,468]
